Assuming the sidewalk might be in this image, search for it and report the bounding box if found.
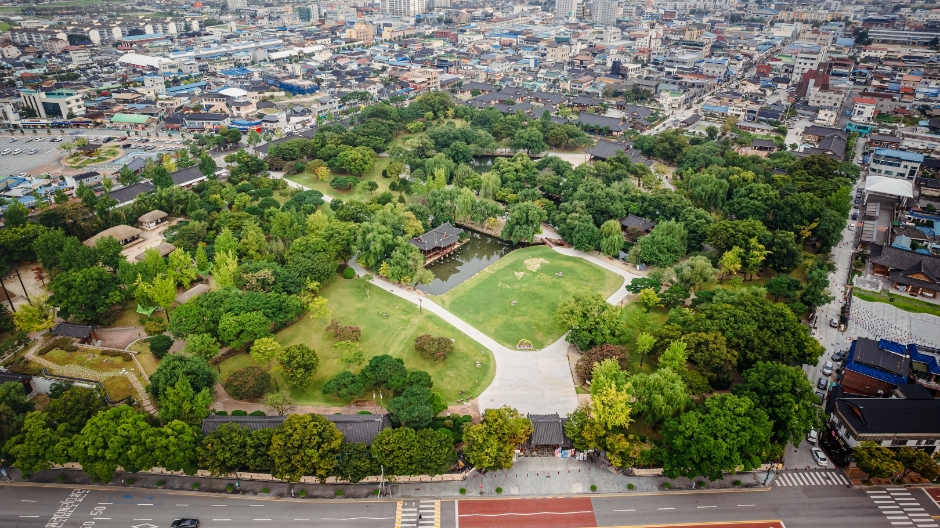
[7,458,768,500]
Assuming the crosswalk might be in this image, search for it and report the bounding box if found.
[773,470,850,486]
[867,487,938,527]
[395,500,440,528]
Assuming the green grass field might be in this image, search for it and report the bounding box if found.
[43,349,134,373]
[434,246,624,349]
[217,276,495,407]
[854,289,940,318]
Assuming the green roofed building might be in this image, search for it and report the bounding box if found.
[110,113,153,126]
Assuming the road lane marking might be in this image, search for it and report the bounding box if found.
[20,515,39,518]
[320,517,396,520]
[250,504,265,507]
[213,519,231,521]
[134,519,152,521]
[137,503,153,506]
[98,503,113,505]
[657,507,675,510]
[21,500,35,502]
[212,504,228,506]
[294,519,310,521]
[738,504,756,507]
[176,504,188,506]
[253,519,272,521]
[697,506,717,508]
[613,509,635,512]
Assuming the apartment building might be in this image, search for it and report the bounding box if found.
[20,89,85,119]
[592,0,619,25]
[382,0,424,17]
[870,149,924,180]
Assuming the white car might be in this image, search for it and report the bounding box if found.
[807,429,818,443]
[822,361,834,376]
[812,447,828,466]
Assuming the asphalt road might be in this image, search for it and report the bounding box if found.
[3,483,937,528]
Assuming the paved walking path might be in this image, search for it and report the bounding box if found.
[349,243,639,416]
[269,177,642,414]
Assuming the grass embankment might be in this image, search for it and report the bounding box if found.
[43,349,134,373]
[217,276,496,407]
[854,289,940,318]
[435,246,624,349]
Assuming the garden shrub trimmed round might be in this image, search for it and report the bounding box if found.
[226,484,234,493]
[495,487,503,494]
[224,366,272,400]
[261,487,269,494]
[149,335,173,358]
[342,267,356,279]
[459,488,466,495]
[662,482,671,489]
[298,490,307,497]
[590,484,597,492]
[627,483,635,490]
[231,410,248,416]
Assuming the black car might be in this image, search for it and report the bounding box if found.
[171,520,200,528]
[817,376,828,390]
[831,350,846,362]
[851,212,858,220]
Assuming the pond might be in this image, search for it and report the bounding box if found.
[416,230,519,295]
[469,156,499,174]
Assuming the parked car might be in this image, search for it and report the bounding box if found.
[831,351,846,362]
[817,377,828,390]
[815,390,825,403]
[848,224,855,231]
[807,429,818,443]
[829,318,839,328]
[852,212,859,220]
[822,361,834,376]
[9,137,17,142]
[1,149,10,155]
[812,447,828,466]
[12,149,21,154]
[28,149,37,154]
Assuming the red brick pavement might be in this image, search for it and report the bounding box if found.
[458,497,597,528]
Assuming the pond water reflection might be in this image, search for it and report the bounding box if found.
[416,230,519,295]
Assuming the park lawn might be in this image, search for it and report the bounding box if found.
[286,155,394,203]
[435,246,624,349]
[103,376,135,402]
[853,289,940,318]
[128,342,162,376]
[43,349,135,373]
[217,276,496,407]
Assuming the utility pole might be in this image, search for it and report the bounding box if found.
[14,268,29,303]
[1,280,14,313]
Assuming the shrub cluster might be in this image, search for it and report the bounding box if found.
[326,319,361,342]
[100,349,132,361]
[223,366,272,400]
[37,337,75,356]
[149,335,173,358]
[575,344,628,382]
[414,334,454,361]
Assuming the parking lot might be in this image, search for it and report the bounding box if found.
[0,133,187,177]
[0,135,73,176]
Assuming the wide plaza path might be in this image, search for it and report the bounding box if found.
[350,246,638,416]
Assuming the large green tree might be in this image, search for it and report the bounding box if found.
[500,201,548,243]
[197,422,249,476]
[462,406,533,471]
[733,362,825,446]
[371,427,456,476]
[69,405,155,482]
[633,220,687,267]
[555,294,625,350]
[48,266,125,323]
[157,375,213,427]
[660,394,773,481]
[278,344,320,386]
[148,355,217,402]
[269,414,343,482]
[852,442,903,479]
[631,368,691,425]
[387,384,438,429]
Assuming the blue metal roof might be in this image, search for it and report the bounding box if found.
[845,339,909,386]
[875,148,924,162]
[908,344,940,376]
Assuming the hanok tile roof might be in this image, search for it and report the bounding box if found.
[409,222,463,252]
[324,414,392,445]
[620,213,657,231]
[52,322,96,339]
[170,165,206,186]
[526,414,572,447]
[575,112,626,131]
[585,139,632,160]
[201,415,285,435]
[869,243,940,292]
[108,182,154,204]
